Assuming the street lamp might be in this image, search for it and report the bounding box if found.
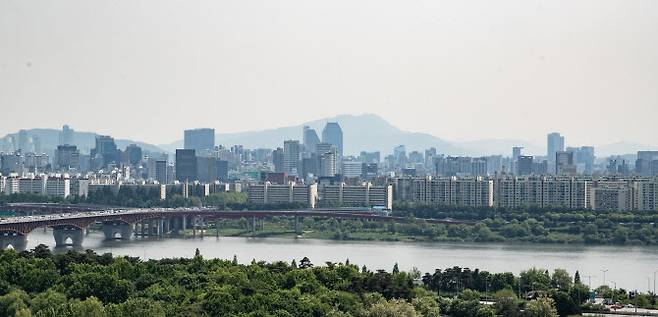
[610,280,617,306]
[654,270,658,295]
[601,269,609,286]
[584,275,596,290]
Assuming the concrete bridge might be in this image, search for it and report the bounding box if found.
[0,207,472,251]
[2,203,120,215]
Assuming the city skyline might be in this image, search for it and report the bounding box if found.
[2,113,658,158]
[2,0,658,147]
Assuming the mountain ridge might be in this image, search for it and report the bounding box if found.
[158,113,466,156]
[0,129,166,155]
[2,114,655,157]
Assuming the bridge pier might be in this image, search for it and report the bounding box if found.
[251,216,256,237]
[150,219,159,236]
[215,219,220,238]
[192,216,197,237]
[53,225,85,247]
[294,216,302,235]
[169,217,180,235]
[103,221,133,240]
[140,221,147,236]
[0,232,27,251]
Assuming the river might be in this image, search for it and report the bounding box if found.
[18,229,658,292]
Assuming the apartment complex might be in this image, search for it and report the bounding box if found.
[249,182,318,208]
[397,176,494,208]
[248,182,392,209]
[494,176,589,209]
[318,183,393,209]
[396,176,658,211]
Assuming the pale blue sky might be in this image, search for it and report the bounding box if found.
[1,0,656,146]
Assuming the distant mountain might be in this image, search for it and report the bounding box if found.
[7,117,654,159]
[160,114,467,156]
[596,141,658,157]
[0,128,166,155]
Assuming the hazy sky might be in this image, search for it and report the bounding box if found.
[1,0,656,146]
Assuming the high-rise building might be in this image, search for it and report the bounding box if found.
[435,156,490,177]
[393,145,407,167]
[196,156,218,183]
[408,151,424,164]
[566,146,595,174]
[547,132,565,162]
[555,151,576,175]
[272,147,284,173]
[303,126,321,155]
[283,140,301,176]
[184,128,215,152]
[91,135,119,169]
[517,156,534,175]
[17,130,29,152]
[322,122,343,158]
[359,151,380,164]
[54,145,80,171]
[316,143,337,177]
[216,160,229,182]
[60,125,74,145]
[635,151,658,176]
[175,149,197,182]
[512,147,524,161]
[424,148,438,172]
[155,160,168,184]
[125,144,143,166]
[301,156,318,178]
[0,152,23,175]
[32,136,41,154]
[342,160,363,178]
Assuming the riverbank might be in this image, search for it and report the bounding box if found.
[173,217,658,247]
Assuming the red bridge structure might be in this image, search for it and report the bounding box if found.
[0,206,473,251]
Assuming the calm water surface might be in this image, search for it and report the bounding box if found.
[22,229,658,292]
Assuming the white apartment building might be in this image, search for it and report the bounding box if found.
[405,176,493,208]
[249,182,318,208]
[18,176,47,195]
[45,177,71,198]
[319,182,393,209]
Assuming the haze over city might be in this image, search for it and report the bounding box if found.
[2,0,658,147]
[3,1,658,315]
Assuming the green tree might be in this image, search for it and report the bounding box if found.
[411,296,440,317]
[549,290,579,317]
[520,268,551,292]
[366,299,417,317]
[550,269,573,291]
[30,289,69,317]
[525,296,558,317]
[107,298,164,317]
[70,297,106,317]
[0,290,31,317]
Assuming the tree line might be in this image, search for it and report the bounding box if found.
[2,246,656,316]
